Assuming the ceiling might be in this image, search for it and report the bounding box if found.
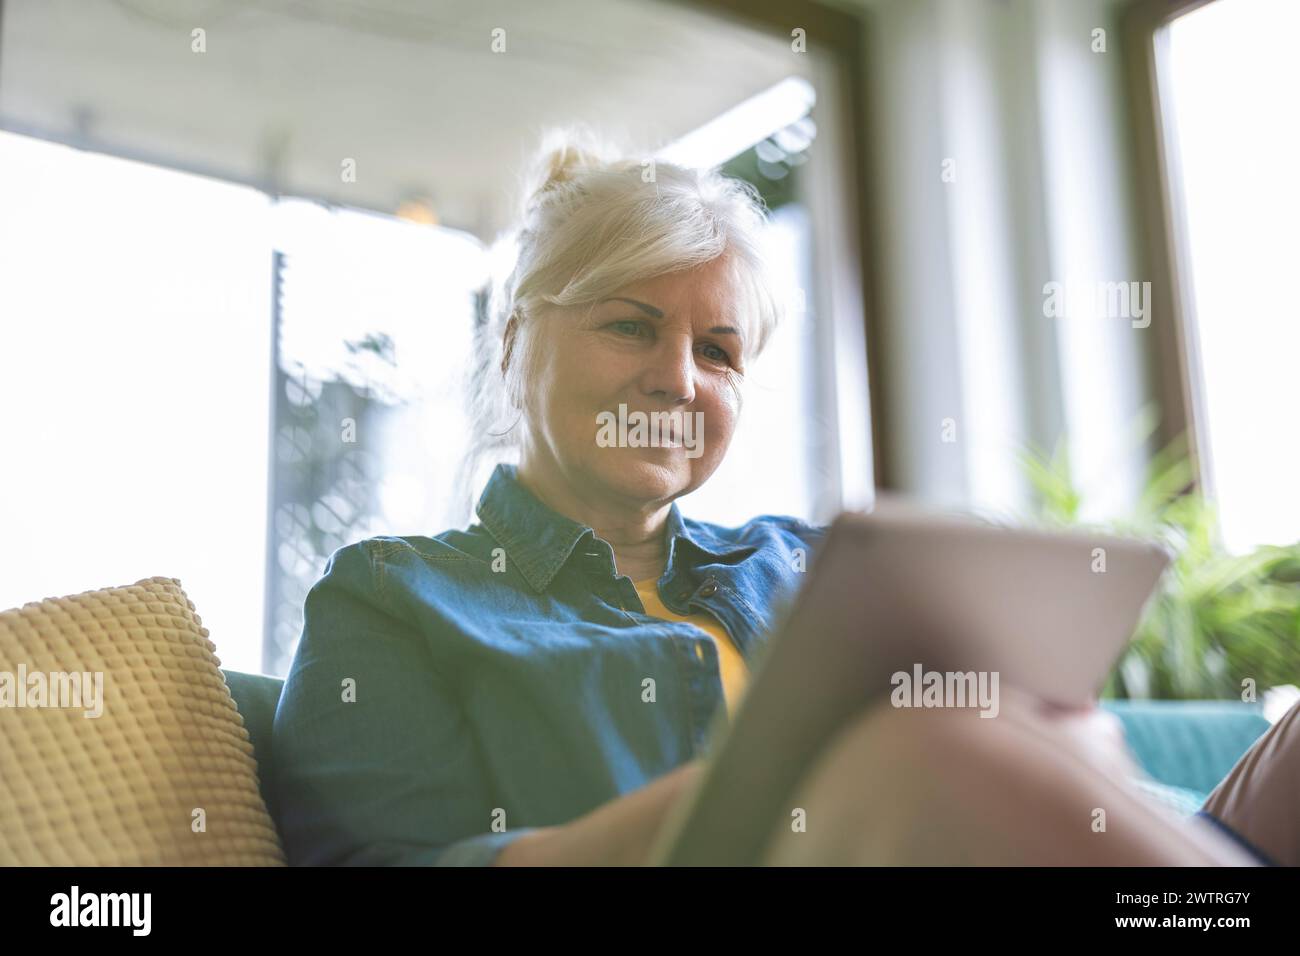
[0,0,808,239]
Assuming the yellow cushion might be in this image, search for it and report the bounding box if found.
[0,576,285,865]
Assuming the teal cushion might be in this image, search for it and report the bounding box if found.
[221,669,285,817]
[1100,699,1270,798]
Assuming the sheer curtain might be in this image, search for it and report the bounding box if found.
[864,0,1157,522]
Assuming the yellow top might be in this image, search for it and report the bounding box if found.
[632,578,749,717]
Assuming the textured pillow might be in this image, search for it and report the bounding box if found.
[0,577,285,865]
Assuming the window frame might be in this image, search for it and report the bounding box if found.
[1122,0,1221,491]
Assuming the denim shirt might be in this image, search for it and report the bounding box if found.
[271,462,827,866]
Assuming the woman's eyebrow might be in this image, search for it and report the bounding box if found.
[598,298,742,339]
[600,296,664,318]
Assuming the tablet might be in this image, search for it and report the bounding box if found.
[648,501,1172,866]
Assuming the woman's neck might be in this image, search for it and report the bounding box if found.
[515,460,669,583]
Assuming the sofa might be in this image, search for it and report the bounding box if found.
[225,667,1272,853]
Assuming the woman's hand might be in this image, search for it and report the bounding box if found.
[493,758,707,866]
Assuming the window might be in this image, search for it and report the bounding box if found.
[0,132,488,673]
[264,199,486,675]
[0,131,273,672]
[1159,0,1300,552]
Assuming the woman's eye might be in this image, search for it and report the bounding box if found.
[698,342,731,364]
[608,319,648,337]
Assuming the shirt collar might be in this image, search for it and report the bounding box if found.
[475,462,746,593]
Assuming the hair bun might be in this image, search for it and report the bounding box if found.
[523,127,622,210]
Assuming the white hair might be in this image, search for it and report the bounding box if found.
[457,125,785,520]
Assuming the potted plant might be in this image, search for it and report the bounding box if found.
[1017,416,1300,701]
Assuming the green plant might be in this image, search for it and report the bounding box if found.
[1018,419,1300,700]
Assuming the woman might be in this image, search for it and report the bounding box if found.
[271,131,1297,867]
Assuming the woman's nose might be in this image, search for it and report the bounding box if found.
[638,337,696,404]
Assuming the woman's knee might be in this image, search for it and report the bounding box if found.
[799,687,1045,793]
[760,692,1036,865]
[760,688,1233,865]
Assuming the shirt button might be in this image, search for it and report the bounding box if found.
[698,580,718,598]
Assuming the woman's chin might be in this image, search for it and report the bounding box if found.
[593,449,698,502]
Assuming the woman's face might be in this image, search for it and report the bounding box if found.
[517,254,750,509]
